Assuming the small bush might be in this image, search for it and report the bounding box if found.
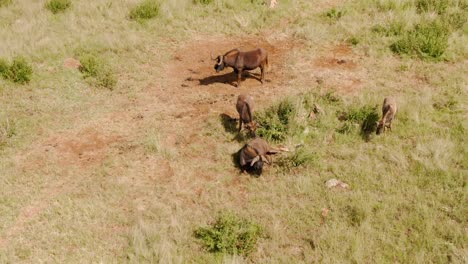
[416,0,448,14]
[256,99,296,142]
[129,0,159,21]
[78,54,116,89]
[390,20,449,59]
[372,21,404,37]
[194,213,263,256]
[347,36,360,46]
[339,105,379,139]
[441,11,467,31]
[1,57,33,84]
[45,0,71,14]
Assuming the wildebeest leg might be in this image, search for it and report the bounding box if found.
[238,119,243,132]
[237,70,242,87]
[260,65,265,84]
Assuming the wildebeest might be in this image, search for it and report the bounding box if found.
[239,137,280,175]
[236,94,258,136]
[212,48,268,87]
[376,97,397,135]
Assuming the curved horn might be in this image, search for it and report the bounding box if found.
[250,156,260,166]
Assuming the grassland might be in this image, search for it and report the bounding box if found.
[0,0,467,263]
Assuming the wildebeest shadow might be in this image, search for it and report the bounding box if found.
[219,113,250,143]
[199,71,262,87]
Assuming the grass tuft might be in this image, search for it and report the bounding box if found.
[194,213,263,256]
[0,118,15,148]
[390,20,449,59]
[276,148,318,172]
[0,56,33,84]
[129,0,160,21]
[78,54,116,89]
[416,0,449,14]
[45,0,71,14]
[325,8,345,21]
[346,205,366,226]
[193,0,214,5]
[0,0,12,7]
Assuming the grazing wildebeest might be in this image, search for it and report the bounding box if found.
[376,97,397,135]
[239,137,280,175]
[212,48,268,87]
[236,94,258,136]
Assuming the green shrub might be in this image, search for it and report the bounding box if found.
[78,54,117,89]
[129,0,159,21]
[416,0,448,14]
[347,36,360,46]
[45,0,71,14]
[390,20,449,59]
[1,57,33,84]
[194,213,263,256]
[256,99,296,142]
[339,105,379,139]
[0,0,12,7]
[441,10,467,31]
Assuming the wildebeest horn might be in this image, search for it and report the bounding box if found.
[210,51,217,60]
[250,156,260,166]
[260,155,270,164]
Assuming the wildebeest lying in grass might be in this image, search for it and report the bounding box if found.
[236,94,258,136]
[376,97,397,135]
[212,48,268,87]
[239,137,287,175]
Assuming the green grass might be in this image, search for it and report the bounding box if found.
[0,0,466,263]
[129,0,160,21]
[0,0,12,7]
[45,0,71,14]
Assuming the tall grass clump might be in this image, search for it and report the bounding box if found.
[256,99,296,142]
[338,105,379,140]
[193,0,214,4]
[276,148,318,172]
[194,213,263,256]
[129,0,159,21]
[416,0,449,14]
[45,0,71,14]
[0,57,33,84]
[390,20,449,59]
[78,54,116,89]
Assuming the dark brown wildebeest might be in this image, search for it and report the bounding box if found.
[376,97,397,135]
[212,48,268,87]
[236,94,258,136]
[239,137,288,175]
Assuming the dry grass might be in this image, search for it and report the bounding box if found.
[0,0,467,263]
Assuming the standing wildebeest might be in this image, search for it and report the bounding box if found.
[213,48,268,87]
[239,137,280,175]
[376,97,397,135]
[236,94,258,136]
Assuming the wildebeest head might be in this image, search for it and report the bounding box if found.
[376,120,385,135]
[250,155,270,175]
[213,55,225,72]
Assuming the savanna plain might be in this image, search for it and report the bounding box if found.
[0,0,467,263]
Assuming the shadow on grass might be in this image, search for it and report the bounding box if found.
[199,71,261,87]
[219,113,251,143]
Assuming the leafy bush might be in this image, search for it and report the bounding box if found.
[129,0,159,21]
[339,105,379,139]
[390,20,449,59]
[45,0,71,14]
[256,99,296,142]
[0,57,33,84]
[416,0,448,14]
[78,54,116,89]
[194,213,263,256]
